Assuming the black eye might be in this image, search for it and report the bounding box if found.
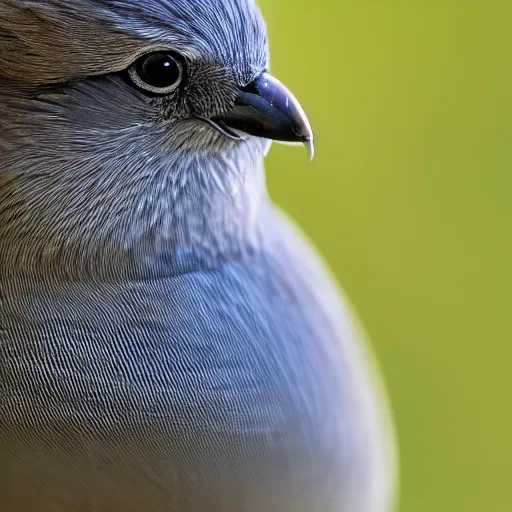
[128,52,184,94]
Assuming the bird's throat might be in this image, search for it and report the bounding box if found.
[0,143,268,280]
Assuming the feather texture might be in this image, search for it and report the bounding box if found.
[0,1,396,510]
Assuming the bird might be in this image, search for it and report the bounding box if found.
[0,1,396,511]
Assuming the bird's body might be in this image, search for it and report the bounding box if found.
[1,205,389,512]
[0,0,396,510]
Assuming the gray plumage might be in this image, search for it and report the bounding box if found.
[0,1,396,511]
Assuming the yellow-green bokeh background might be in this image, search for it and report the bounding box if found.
[259,1,512,511]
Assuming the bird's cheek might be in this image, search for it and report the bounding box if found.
[160,94,189,121]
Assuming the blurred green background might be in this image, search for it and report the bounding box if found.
[258,1,512,511]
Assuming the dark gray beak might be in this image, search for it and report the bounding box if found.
[211,72,314,160]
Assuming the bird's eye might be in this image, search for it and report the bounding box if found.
[128,52,184,94]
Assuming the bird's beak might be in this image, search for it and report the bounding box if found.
[210,72,314,161]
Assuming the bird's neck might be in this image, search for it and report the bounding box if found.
[0,140,270,280]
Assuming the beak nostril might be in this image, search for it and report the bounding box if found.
[241,80,260,95]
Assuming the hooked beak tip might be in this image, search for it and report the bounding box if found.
[305,139,315,162]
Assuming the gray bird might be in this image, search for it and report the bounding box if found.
[0,1,396,511]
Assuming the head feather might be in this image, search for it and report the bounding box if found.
[0,0,268,85]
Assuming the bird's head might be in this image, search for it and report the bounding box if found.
[0,0,313,158]
[0,0,313,274]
